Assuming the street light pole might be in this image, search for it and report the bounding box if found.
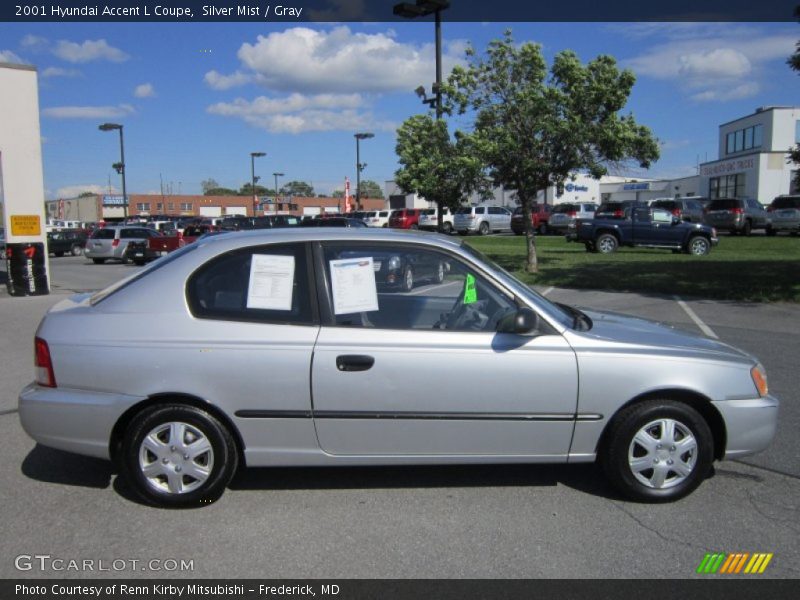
[250,151,266,216]
[273,172,284,213]
[354,132,374,211]
[98,123,128,219]
[393,0,450,231]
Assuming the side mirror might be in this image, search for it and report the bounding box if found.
[497,307,539,335]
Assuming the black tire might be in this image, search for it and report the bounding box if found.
[538,223,548,235]
[458,230,468,236]
[600,399,713,502]
[595,233,618,254]
[71,244,83,256]
[765,225,776,237]
[410,223,419,230]
[92,258,106,264]
[134,259,146,266]
[54,251,64,257]
[513,229,523,236]
[478,221,490,236]
[120,404,238,508]
[742,220,752,236]
[403,267,414,292]
[441,222,453,235]
[687,235,711,256]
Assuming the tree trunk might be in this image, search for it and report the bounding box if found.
[521,194,538,274]
[436,199,444,233]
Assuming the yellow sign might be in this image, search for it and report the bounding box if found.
[10,215,41,236]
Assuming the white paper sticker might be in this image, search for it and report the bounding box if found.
[246,254,295,311]
[330,257,379,315]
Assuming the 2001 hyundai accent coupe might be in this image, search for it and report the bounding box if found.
[19,229,778,507]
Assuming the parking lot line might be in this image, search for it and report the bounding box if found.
[673,295,719,339]
[541,286,554,296]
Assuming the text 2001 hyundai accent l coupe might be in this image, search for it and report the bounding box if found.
[20,229,778,507]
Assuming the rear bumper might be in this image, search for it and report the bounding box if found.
[18,383,146,460]
[713,394,779,460]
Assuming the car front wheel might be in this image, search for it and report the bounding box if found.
[478,221,490,236]
[71,244,83,256]
[120,404,238,508]
[595,233,618,254]
[687,236,710,256]
[601,400,713,502]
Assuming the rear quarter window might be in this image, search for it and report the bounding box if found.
[91,229,116,240]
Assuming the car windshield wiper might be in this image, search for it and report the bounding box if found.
[556,302,592,331]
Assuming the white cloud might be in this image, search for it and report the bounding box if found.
[42,104,135,119]
[208,93,393,134]
[55,184,116,198]
[204,70,253,90]
[690,83,760,102]
[622,25,795,103]
[0,50,25,64]
[21,35,48,49]
[41,67,81,78]
[134,83,156,98]
[206,26,463,94]
[54,39,129,63]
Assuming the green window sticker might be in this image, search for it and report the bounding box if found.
[463,274,478,304]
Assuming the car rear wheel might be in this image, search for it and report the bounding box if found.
[410,223,419,230]
[121,404,238,508]
[601,400,713,502]
[92,258,106,264]
[403,268,414,292]
[538,223,548,235]
[70,244,83,256]
[441,222,453,235]
[742,220,752,236]
[596,233,618,254]
[687,236,710,256]
[478,221,490,236]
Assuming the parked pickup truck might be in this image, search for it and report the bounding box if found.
[125,223,217,265]
[567,206,719,255]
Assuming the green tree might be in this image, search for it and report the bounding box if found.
[77,191,96,198]
[238,182,269,197]
[280,180,315,197]
[331,189,345,198]
[201,178,220,194]
[789,6,800,188]
[446,31,659,272]
[395,114,490,231]
[358,180,384,199]
[204,187,238,196]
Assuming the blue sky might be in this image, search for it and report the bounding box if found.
[0,20,798,199]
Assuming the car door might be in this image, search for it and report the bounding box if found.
[310,241,579,457]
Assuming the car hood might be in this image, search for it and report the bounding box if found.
[571,308,754,364]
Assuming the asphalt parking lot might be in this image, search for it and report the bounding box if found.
[0,254,798,579]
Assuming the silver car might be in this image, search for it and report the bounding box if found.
[454,205,513,235]
[766,195,800,235]
[548,202,598,234]
[19,229,778,507]
[84,225,161,264]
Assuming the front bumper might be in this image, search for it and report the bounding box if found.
[713,394,779,459]
[18,383,146,460]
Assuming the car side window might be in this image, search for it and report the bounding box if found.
[652,210,672,223]
[321,243,517,332]
[475,207,485,215]
[187,242,314,325]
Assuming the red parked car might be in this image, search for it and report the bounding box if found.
[511,204,552,235]
[388,208,422,230]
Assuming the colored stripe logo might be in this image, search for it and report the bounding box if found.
[696,552,773,574]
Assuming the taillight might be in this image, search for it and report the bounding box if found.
[767,206,774,212]
[730,207,744,214]
[34,337,56,388]
[672,208,682,216]
[613,210,623,217]
[568,211,577,217]
[111,238,120,248]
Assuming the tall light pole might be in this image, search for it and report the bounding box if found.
[98,123,128,219]
[354,132,374,211]
[393,0,450,231]
[250,151,266,216]
[272,172,284,214]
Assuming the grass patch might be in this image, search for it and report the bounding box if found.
[465,234,800,303]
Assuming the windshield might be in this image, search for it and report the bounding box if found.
[459,243,575,330]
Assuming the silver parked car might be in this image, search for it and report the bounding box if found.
[84,225,161,264]
[548,202,598,234]
[20,229,777,507]
[454,205,513,235]
[765,195,800,236]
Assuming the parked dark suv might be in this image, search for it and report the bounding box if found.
[766,195,800,236]
[651,198,707,223]
[47,229,87,257]
[703,198,768,235]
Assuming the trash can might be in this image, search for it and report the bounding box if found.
[5,242,49,296]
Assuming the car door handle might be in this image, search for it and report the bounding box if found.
[336,355,375,372]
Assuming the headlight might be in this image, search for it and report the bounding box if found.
[388,256,401,270]
[751,363,768,397]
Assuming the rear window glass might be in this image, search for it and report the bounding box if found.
[553,204,576,213]
[707,199,742,210]
[91,229,116,240]
[652,201,677,210]
[455,207,473,215]
[771,197,800,209]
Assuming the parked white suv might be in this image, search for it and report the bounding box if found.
[363,210,392,228]
[418,207,454,234]
[454,205,513,235]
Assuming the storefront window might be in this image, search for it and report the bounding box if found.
[709,174,746,198]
